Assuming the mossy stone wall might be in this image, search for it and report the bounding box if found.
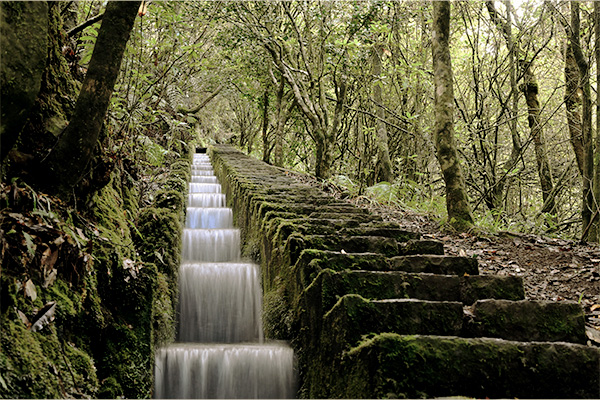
[0,148,192,398]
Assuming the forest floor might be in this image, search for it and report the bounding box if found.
[290,173,600,346]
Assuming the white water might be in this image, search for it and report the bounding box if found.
[177,262,263,343]
[154,344,296,399]
[188,193,227,208]
[154,153,296,399]
[185,208,234,229]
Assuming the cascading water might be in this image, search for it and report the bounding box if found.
[154,153,296,399]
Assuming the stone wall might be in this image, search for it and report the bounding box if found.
[210,144,600,399]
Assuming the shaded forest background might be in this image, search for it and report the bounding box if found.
[2,1,600,397]
[4,0,600,239]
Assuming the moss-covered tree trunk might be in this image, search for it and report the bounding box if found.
[372,43,393,183]
[39,1,140,196]
[261,85,271,163]
[432,1,473,231]
[0,2,48,161]
[569,2,595,241]
[520,60,556,215]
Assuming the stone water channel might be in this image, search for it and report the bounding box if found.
[154,153,297,398]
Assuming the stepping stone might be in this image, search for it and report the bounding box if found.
[286,234,399,264]
[322,295,463,355]
[391,255,478,275]
[300,269,526,314]
[459,275,524,304]
[325,333,600,399]
[400,239,444,255]
[466,299,587,344]
[308,269,462,313]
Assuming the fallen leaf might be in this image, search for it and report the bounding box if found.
[123,258,135,269]
[43,269,57,288]
[53,236,65,246]
[16,309,30,328]
[40,246,58,273]
[24,279,37,301]
[591,304,600,312]
[154,250,165,265]
[22,232,36,257]
[30,301,56,332]
[75,227,88,241]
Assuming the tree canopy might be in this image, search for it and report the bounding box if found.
[3,0,600,238]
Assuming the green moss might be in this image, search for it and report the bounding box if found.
[91,174,134,258]
[98,376,122,399]
[154,189,185,213]
[263,283,293,340]
[0,318,98,398]
[153,271,176,346]
[165,175,187,193]
[101,324,152,398]
[134,207,181,277]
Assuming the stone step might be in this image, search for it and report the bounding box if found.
[255,202,366,221]
[460,274,524,304]
[321,295,464,355]
[305,212,382,223]
[465,299,587,344]
[391,254,478,275]
[304,269,525,315]
[316,333,600,399]
[400,239,444,255]
[264,218,420,252]
[291,250,482,293]
[286,234,399,264]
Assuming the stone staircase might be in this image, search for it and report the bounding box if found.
[209,145,599,399]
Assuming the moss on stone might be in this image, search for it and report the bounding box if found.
[134,207,181,277]
[337,333,600,399]
[0,318,98,399]
[154,189,185,214]
[153,271,176,346]
[165,175,187,194]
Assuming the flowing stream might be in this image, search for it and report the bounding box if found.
[154,153,296,399]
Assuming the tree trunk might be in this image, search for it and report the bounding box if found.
[432,1,473,230]
[569,2,595,241]
[261,86,271,163]
[485,0,523,210]
[273,77,285,167]
[564,40,585,178]
[520,60,556,215]
[593,2,600,240]
[39,1,140,196]
[372,44,393,183]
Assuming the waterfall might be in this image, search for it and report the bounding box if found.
[154,153,296,399]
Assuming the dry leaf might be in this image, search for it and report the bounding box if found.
[76,227,88,241]
[40,246,58,272]
[24,279,37,301]
[30,301,56,332]
[591,304,600,312]
[17,309,30,328]
[43,269,57,288]
[22,232,36,256]
[123,258,135,269]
